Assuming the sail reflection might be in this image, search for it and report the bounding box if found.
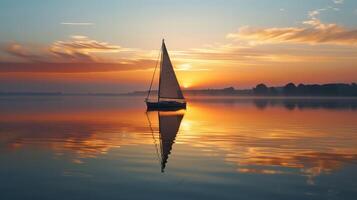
[147,110,185,172]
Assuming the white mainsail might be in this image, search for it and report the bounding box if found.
[159,41,184,100]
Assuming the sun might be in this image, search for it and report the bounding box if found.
[182,83,191,89]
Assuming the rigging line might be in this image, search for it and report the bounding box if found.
[146,49,161,101]
[145,112,161,164]
[158,111,164,166]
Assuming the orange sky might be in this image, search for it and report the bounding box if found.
[0,1,357,92]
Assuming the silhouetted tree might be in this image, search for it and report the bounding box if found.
[223,87,235,92]
[245,83,355,96]
[297,84,305,94]
[253,83,269,95]
[283,83,297,95]
[351,83,357,96]
[269,87,278,96]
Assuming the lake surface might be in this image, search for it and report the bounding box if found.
[1,96,357,200]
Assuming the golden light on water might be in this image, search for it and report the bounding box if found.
[1,95,357,193]
[2,97,356,174]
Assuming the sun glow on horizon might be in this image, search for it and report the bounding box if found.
[182,83,191,89]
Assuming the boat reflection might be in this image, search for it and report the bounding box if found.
[147,110,185,172]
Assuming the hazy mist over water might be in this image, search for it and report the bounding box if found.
[0,96,357,200]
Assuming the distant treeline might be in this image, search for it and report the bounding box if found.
[253,83,357,96]
[1,83,356,97]
[183,87,251,96]
[182,83,357,97]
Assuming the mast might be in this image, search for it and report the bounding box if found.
[158,39,164,102]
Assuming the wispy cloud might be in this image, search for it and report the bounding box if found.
[0,36,156,73]
[49,35,122,62]
[227,7,357,46]
[4,44,42,62]
[0,61,155,73]
[175,63,210,71]
[61,22,94,26]
[54,35,121,52]
[308,8,326,18]
[227,23,357,46]
[333,0,344,4]
[4,36,123,63]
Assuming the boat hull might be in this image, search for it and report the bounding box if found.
[146,101,186,111]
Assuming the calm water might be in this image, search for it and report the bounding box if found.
[1,96,357,200]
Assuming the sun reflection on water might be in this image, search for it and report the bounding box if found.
[0,96,357,184]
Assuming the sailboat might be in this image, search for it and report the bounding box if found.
[145,39,186,110]
[146,111,184,172]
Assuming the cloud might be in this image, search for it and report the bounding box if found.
[333,0,344,4]
[4,44,42,62]
[49,48,96,62]
[226,4,357,46]
[3,36,126,63]
[227,16,357,46]
[48,36,125,62]
[52,35,121,53]
[0,60,156,73]
[61,22,94,26]
[0,36,156,73]
[308,8,326,18]
[176,63,210,71]
[3,42,97,63]
[187,44,271,62]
